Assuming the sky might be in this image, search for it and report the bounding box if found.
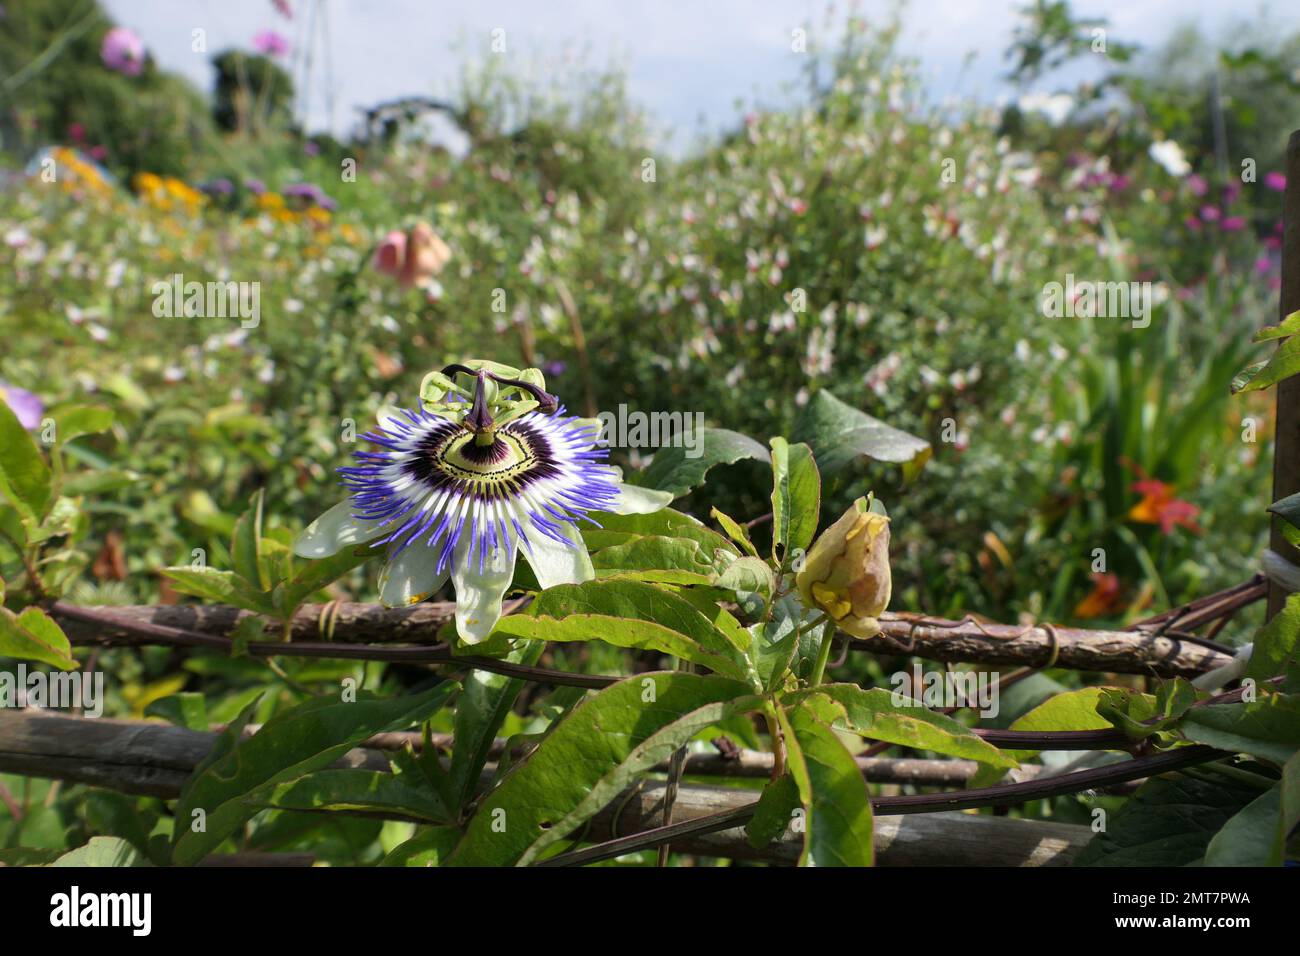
[102,0,1264,149]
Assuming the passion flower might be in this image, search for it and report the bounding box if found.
[294,362,672,643]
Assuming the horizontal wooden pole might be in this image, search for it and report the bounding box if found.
[56,600,1235,677]
[0,710,1089,866]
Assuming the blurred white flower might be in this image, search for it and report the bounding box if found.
[1149,139,1191,177]
[1017,92,1074,125]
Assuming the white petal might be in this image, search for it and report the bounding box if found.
[520,520,594,590]
[293,500,396,559]
[379,541,451,607]
[609,483,675,515]
[451,525,518,644]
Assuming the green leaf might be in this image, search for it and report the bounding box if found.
[61,468,142,496]
[746,774,801,849]
[1097,679,1196,739]
[231,489,267,590]
[715,555,776,600]
[0,398,51,519]
[492,579,748,678]
[1253,308,1300,342]
[447,672,756,866]
[145,692,209,731]
[275,544,376,613]
[1204,784,1284,866]
[1249,591,1300,683]
[769,437,820,561]
[792,684,1016,769]
[711,507,759,558]
[779,700,874,866]
[48,836,145,867]
[448,641,544,814]
[578,507,736,555]
[744,597,806,691]
[1231,334,1300,393]
[160,566,275,615]
[793,389,931,478]
[171,682,457,865]
[0,606,77,670]
[381,826,461,866]
[1180,693,1300,765]
[255,768,450,822]
[1074,772,1263,866]
[590,535,719,585]
[51,405,114,445]
[637,428,769,497]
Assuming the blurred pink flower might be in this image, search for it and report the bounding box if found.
[374,230,407,278]
[101,26,145,76]
[272,0,293,17]
[0,382,43,430]
[1255,256,1273,274]
[1199,205,1220,222]
[1265,171,1287,192]
[252,30,289,57]
[1186,173,1207,196]
[1220,216,1246,232]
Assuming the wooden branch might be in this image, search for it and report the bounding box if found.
[579,781,1089,866]
[0,710,1091,866]
[55,600,1235,677]
[864,613,1234,677]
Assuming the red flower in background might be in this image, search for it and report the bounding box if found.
[1074,572,1123,619]
[1128,477,1201,534]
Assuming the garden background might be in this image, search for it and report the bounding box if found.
[0,0,1297,864]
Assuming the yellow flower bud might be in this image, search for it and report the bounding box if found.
[796,497,891,638]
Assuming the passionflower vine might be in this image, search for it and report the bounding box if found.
[294,361,672,643]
